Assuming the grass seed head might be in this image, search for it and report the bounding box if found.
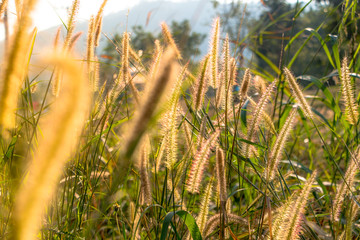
[209,17,220,89]
[284,67,313,119]
[340,57,359,125]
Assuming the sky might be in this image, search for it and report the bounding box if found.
[0,0,307,40]
[0,0,141,39]
[3,0,263,30]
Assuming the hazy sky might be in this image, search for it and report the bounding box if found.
[3,0,261,31]
[6,0,139,29]
[0,0,303,39]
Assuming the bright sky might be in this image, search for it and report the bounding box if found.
[0,0,141,39]
[0,0,306,40]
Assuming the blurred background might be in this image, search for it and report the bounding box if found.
[0,0,356,83]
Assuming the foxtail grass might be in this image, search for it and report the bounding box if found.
[120,48,179,170]
[248,97,277,135]
[244,80,277,158]
[63,0,79,50]
[209,17,220,89]
[266,109,297,181]
[11,53,90,240]
[193,55,210,111]
[221,34,231,111]
[186,131,219,193]
[0,0,39,131]
[216,146,227,202]
[197,178,214,235]
[332,147,359,221]
[86,16,96,92]
[239,68,251,104]
[271,170,317,240]
[283,68,313,119]
[203,213,246,239]
[340,57,358,125]
[138,138,152,206]
[161,22,182,60]
[94,0,107,46]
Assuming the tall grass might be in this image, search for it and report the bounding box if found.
[0,0,360,239]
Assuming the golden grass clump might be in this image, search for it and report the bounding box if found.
[11,53,90,240]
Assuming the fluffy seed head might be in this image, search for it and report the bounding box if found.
[121,32,130,84]
[239,68,251,103]
[122,48,178,167]
[332,146,360,221]
[244,80,277,158]
[266,109,297,181]
[63,0,80,50]
[197,179,214,234]
[209,17,220,89]
[340,57,358,125]
[186,131,219,193]
[138,138,152,206]
[11,53,90,240]
[53,26,61,50]
[68,31,83,52]
[271,171,317,240]
[284,68,313,119]
[193,55,210,111]
[203,213,246,239]
[216,146,227,201]
[254,75,267,95]
[161,22,182,59]
[0,0,39,131]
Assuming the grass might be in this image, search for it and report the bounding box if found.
[0,0,360,239]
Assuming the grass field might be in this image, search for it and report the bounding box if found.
[1,0,360,239]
